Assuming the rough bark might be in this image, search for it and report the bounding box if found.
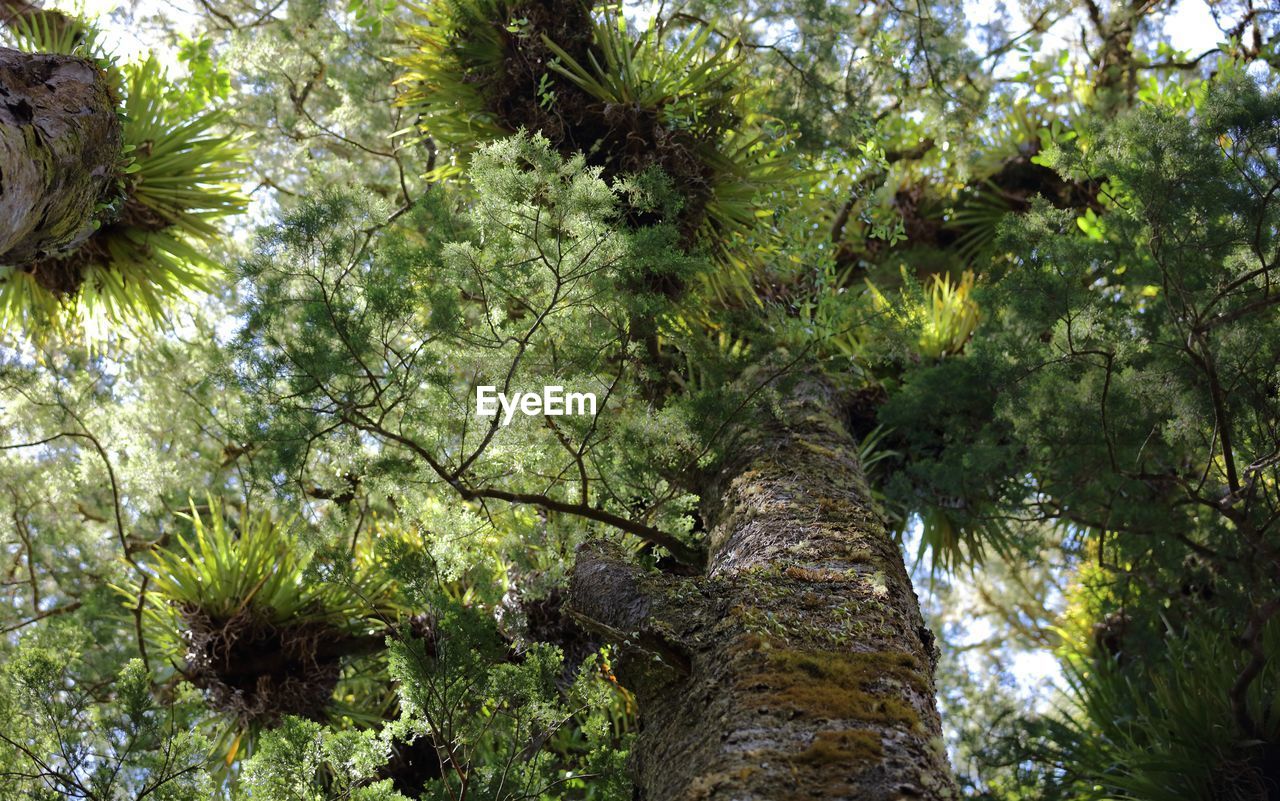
[0,46,121,273]
[570,375,956,800]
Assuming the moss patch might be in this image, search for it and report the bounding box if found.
[792,729,883,765]
[748,649,928,729]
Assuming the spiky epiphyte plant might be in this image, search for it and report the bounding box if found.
[864,267,981,360]
[3,6,104,56]
[1030,622,1280,801]
[917,270,979,359]
[0,13,244,339]
[123,502,399,761]
[395,0,789,251]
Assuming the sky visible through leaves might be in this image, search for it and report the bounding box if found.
[68,0,1216,713]
[56,0,1210,727]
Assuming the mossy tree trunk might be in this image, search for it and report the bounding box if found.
[570,375,956,800]
[0,46,121,269]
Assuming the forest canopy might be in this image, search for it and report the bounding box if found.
[0,0,1277,798]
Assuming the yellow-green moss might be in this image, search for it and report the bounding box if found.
[846,547,875,563]
[799,439,843,460]
[792,729,883,765]
[748,649,928,729]
[775,648,924,686]
[684,764,760,801]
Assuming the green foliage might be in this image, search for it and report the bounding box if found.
[883,69,1280,564]
[174,36,232,113]
[234,133,722,567]
[3,9,103,59]
[394,0,792,271]
[668,0,981,150]
[542,11,793,247]
[393,0,510,157]
[133,499,395,627]
[236,551,632,801]
[0,647,213,800]
[241,718,408,801]
[7,2,1280,799]
[866,269,980,361]
[883,68,1280,792]
[543,15,739,111]
[383,608,631,800]
[1024,622,1280,801]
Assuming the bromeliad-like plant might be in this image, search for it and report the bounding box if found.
[121,500,399,762]
[394,0,790,257]
[393,0,512,159]
[0,14,244,340]
[544,11,793,249]
[865,267,981,361]
[1028,621,1280,801]
[2,6,105,57]
[918,270,980,359]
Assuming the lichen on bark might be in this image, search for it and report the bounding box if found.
[570,374,956,800]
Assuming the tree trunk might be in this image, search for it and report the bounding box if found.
[0,46,121,269]
[570,375,956,800]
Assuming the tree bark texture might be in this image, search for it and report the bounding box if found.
[0,46,121,267]
[570,375,956,800]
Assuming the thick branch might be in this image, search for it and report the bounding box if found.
[567,540,695,675]
[0,47,121,268]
